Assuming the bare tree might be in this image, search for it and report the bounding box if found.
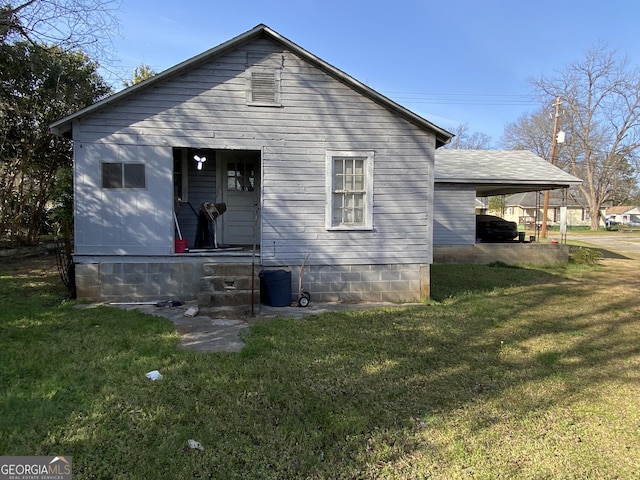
[1,0,119,57]
[531,44,640,230]
[442,123,493,149]
[501,107,554,161]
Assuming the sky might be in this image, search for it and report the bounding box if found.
[104,0,640,146]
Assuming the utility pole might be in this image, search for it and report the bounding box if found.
[540,96,562,239]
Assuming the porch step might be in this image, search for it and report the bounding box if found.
[197,263,260,310]
[200,275,257,292]
[197,290,256,308]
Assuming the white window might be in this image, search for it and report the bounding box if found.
[246,68,281,106]
[326,151,374,230]
[101,162,146,189]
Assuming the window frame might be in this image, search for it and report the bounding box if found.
[101,162,146,189]
[246,68,281,107]
[325,150,374,231]
[173,148,188,201]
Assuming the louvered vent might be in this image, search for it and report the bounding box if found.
[251,71,277,103]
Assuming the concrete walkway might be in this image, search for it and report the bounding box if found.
[107,300,412,353]
[108,301,250,353]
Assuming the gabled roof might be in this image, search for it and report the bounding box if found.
[605,205,640,215]
[50,24,452,147]
[435,149,582,196]
[505,191,586,208]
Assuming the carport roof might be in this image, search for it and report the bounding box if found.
[435,149,582,196]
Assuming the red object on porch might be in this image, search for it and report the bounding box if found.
[175,238,188,253]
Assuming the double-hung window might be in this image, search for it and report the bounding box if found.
[326,151,374,230]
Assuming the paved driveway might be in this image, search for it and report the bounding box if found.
[568,232,640,258]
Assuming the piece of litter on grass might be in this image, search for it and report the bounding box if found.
[184,307,199,317]
[188,439,204,451]
[145,370,163,381]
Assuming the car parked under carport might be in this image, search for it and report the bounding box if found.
[476,214,518,242]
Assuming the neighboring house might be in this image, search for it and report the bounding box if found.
[50,24,452,305]
[604,206,640,225]
[498,190,591,229]
[432,150,582,264]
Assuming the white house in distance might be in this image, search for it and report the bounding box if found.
[50,24,453,306]
[604,205,640,225]
[498,190,591,229]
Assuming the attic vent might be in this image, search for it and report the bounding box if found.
[247,69,281,106]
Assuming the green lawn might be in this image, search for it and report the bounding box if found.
[1,254,639,479]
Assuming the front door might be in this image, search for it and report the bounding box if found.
[217,150,260,245]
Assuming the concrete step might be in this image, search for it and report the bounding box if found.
[200,275,259,292]
[198,263,262,310]
[197,289,256,308]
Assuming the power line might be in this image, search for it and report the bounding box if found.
[380,91,538,106]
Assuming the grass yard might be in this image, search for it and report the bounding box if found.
[1,252,639,478]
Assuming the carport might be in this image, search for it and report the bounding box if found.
[432,150,583,264]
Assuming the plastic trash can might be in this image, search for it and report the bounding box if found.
[259,270,291,307]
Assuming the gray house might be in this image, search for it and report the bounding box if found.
[433,150,582,264]
[50,24,452,306]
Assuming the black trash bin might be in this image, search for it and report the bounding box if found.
[259,270,291,307]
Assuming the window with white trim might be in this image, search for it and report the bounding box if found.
[326,151,374,230]
[101,162,146,189]
[246,68,281,106]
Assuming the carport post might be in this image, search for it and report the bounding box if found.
[560,188,567,243]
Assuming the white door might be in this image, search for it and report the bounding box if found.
[217,150,260,245]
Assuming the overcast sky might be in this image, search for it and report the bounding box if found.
[106,0,640,146]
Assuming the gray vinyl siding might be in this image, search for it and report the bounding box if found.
[74,141,174,255]
[433,184,476,245]
[73,38,436,264]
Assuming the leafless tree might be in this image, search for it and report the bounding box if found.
[1,0,119,58]
[501,107,554,161]
[442,123,493,150]
[530,43,640,230]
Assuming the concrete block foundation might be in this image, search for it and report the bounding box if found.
[72,255,431,304]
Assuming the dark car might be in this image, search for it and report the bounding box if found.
[476,214,518,241]
[605,219,620,230]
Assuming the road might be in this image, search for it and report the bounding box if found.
[568,232,640,258]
